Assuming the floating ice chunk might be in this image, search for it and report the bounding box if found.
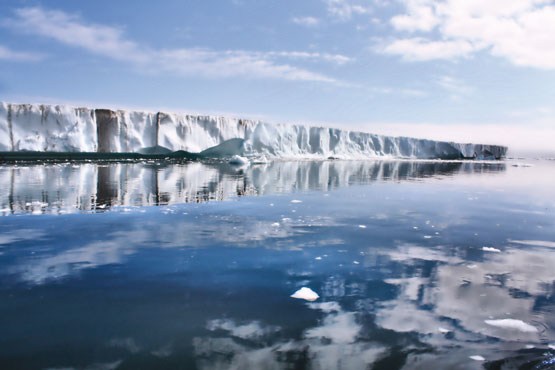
[358,225,366,229]
[290,287,319,301]
[290,200,302,204]
[315,256,322,260]
[484,319,538,333]
[482,246,501,253]
[251,156,269,164]
[228,155,249,165]
[271,222,280,227]
[525,344,535,349]
[423,235,433,239]
[438,327,450,334]
[549,344,555,350]
[470,355,485,361]
[413,226,419,230]
[353,261,360,265]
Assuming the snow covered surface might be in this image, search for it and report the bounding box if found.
[0,102,507,160]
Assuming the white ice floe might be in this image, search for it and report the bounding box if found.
[469,355,485,361]
[290,200,303,204]
[358,225,366,229]
[271,222,280,227]
[438,327,450,334]
[549,344,555,350]
[290,287,319,301]
[482,246,501,253]
[228,155,249,165]
[484,319,538,333]
[315,257,322,260]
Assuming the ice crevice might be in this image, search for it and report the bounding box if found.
[0,102,507,160]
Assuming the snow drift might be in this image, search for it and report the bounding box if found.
[0,103,507,160]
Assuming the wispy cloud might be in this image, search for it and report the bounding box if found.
[380,38,475,61]
[436,75,473,101]
[4,7,347,84]
[292,16,321,27]
[264,51,352,65]
[381,0,555,69]
[0,44,43,61]
[325,0,372,21]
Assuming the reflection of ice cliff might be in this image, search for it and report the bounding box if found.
[0,160,505,214]
[0,102,507,159]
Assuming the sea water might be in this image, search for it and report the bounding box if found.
[0,159,554,369]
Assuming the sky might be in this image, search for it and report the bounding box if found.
[0,0,554,155]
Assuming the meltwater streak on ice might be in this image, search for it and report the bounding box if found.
[0,103,507,160]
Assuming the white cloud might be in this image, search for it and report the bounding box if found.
[390,0,439,32]
[265,51,352,65]
[292,16,321,27]
[381,38,476,61]
[383,0,555,69]
[5,7,344,84]
[325,0,372,21]
[0,44,43,61]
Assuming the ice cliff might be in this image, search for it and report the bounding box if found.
[0,102,507,160]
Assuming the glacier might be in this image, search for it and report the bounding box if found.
[0,102,507,160]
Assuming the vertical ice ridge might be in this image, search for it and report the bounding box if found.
[8,103,14,151]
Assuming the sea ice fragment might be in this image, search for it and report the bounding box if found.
[290,287,319,301]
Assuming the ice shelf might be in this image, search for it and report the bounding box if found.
[0,102,507,160]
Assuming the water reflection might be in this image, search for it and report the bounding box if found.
[0,160,553,370]
[0,160,505,215]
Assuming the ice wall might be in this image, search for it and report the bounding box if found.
[0,103,507,159]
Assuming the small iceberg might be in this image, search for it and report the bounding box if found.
[484,319,538,333]
[228,155,249,165]
[469,355,485,361]
[290,287,319,301]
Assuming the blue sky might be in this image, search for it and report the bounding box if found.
[0,0,554,153]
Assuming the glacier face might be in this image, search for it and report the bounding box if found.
[0,102,507,160]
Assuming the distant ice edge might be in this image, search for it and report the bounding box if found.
[0,102,507,160]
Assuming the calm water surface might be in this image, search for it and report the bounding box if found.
[0,159,554,370]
